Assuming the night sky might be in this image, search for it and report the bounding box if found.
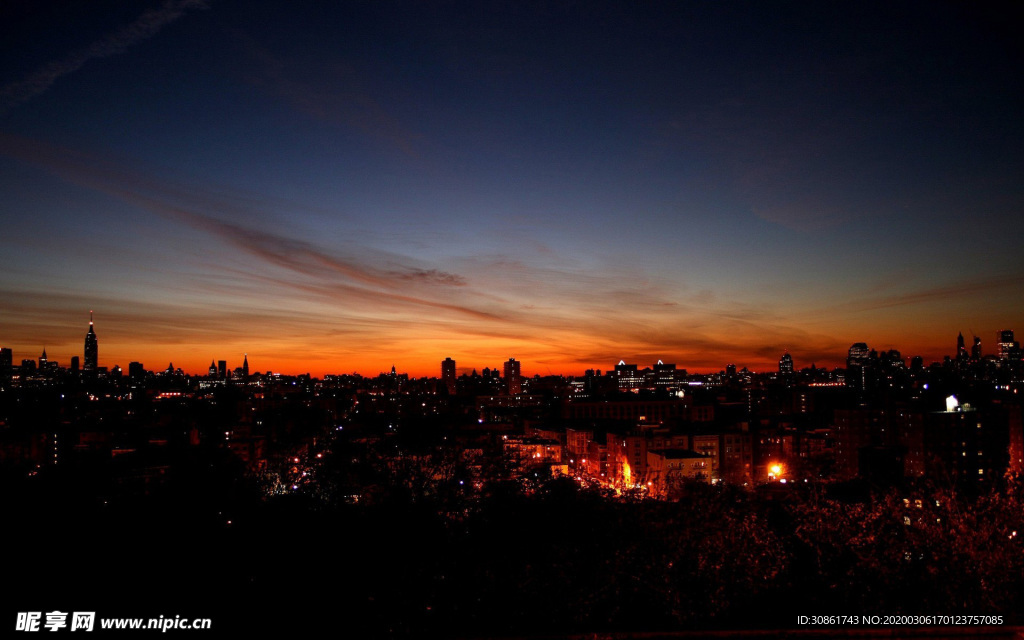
[1,1,1021,376]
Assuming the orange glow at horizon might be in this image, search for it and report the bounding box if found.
[0,277,1016,379]
[1,319,1014,378]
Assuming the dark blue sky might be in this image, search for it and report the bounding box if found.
[1,0,1021,375]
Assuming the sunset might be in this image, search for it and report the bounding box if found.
[2,1,1021,376]
[3,2,1023,637]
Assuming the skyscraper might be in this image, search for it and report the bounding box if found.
[84,311,98,372]
[847,343,871,391]
[653,360,678,387]
[504,358,521,395]
[614,360,642,390]
[847,343,870,368]
[441,357,456,395]
[998,330,1018,360]
[957,332,968,362]
[0,347,12,378]
[779,352,794,375]
[242,353,250,379]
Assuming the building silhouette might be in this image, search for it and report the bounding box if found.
[652,360,679,388]
[847,343,870,368]
[998,330,1019,360]
[441,357,456,394]
[504,358,521,395]
[84,311,98,372]
[0,347,12,378]
[779,352,794,376]
[957,332,968,362]
[614,360,642,390]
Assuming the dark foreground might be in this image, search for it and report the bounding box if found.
[6,460,1023,637]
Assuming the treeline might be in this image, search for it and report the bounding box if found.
[8,460,1023,637]
[228,476,1024,635]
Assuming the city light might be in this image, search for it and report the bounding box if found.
[2,2,1021,635]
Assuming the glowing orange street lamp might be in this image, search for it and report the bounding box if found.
[768,463,783,481]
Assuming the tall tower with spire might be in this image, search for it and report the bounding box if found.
[242,353,249,380]
[84,311,98,372]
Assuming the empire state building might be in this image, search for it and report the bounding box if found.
[84,311,98,372]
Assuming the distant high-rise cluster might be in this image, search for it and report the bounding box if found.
[0,313,1020,387]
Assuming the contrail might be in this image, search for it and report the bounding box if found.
[0,0,208,115]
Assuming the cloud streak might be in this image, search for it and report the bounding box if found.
[819,274,1024,315]
[0,133,497,324]
[1,133,914,374]
[0,0,207,115]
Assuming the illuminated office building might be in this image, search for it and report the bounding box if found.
[998,330,1018,360]
[778,352,794,375]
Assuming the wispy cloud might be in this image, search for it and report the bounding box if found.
[0,133,493,323]
[0,0,208,115]
[0,133,862,373]
[819,274,1024,315]
[162,208,467,290]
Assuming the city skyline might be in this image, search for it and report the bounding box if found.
[0,310,1017,378]
[2,2,1022,377]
